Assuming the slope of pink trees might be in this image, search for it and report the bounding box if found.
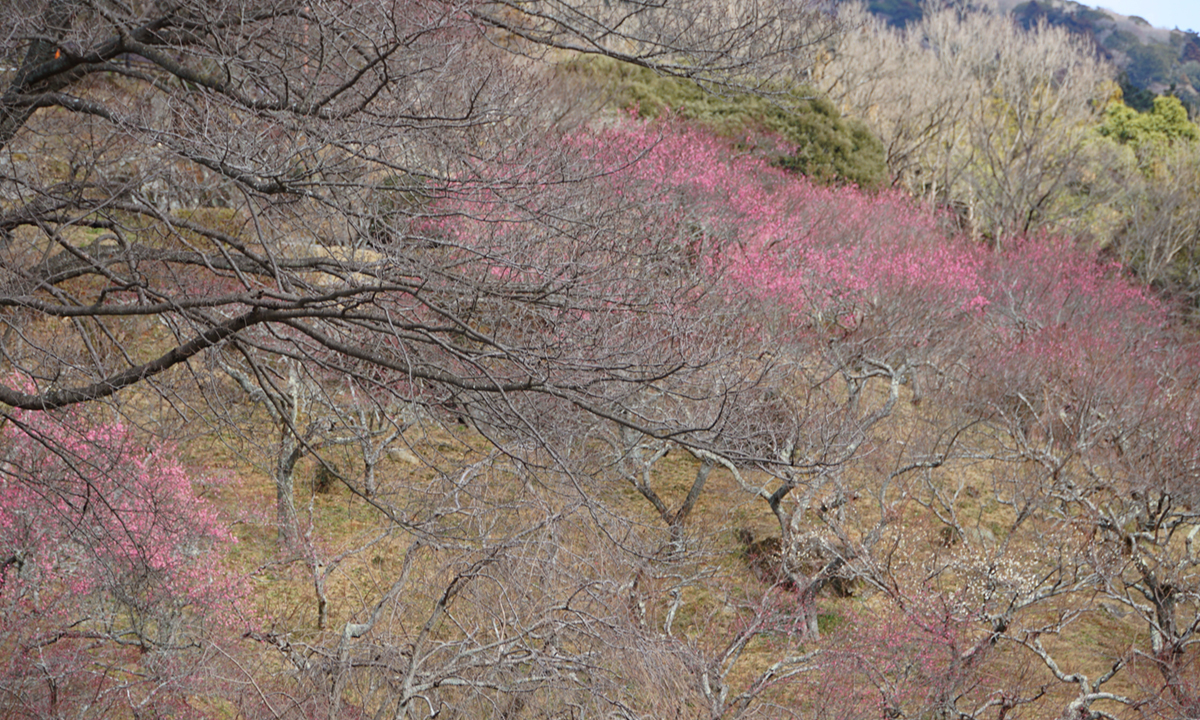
[220,114,1196,717]
[542,116,1198,717]
[564,116,1164,338]
[3,110,1192,717]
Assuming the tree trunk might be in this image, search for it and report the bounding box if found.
[276,432,303,551]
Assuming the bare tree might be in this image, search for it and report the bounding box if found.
[0,0,834,412]
[1107,143,1200,312]
[821,2,1112,244]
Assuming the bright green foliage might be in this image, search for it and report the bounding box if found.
[572,58,887,189]
[1099,95,1199,150]
[1091,96,1200,308]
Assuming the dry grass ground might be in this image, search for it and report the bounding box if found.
[148,371,1163,717]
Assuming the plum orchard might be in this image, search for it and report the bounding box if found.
[0,0,839,716]
[3,1,1200,717]
[547,119,1200,719]
[0,0,832,544]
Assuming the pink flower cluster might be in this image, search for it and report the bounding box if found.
[0,402,242,641]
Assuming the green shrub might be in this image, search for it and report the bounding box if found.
[570,58,887,189]
[1099,95,1198,151]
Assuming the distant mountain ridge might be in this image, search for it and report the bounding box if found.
[849,0,1200,114]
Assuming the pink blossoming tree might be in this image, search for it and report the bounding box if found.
[0,402,241,718]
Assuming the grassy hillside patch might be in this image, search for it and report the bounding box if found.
[564,57,887,189]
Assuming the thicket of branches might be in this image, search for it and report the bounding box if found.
[821,2,1200,311]
[3,2,1200,719]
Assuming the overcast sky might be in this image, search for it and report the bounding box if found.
[1092,1,1200,32]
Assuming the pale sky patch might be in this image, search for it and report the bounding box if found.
[1091,1,1200,32]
